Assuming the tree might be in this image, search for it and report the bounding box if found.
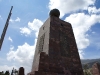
[0,71,4,75]
[11,67,18,75]
[83,64,89,72]
[83,64,92,75]
[5,70,10,75]
[15,69,18,75]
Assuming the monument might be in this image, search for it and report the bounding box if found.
[18,67,25,75]
[28,9,84,75]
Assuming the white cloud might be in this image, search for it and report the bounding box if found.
[35,30,39,38]
[28,19,43,31]
[48,0,95,17]
[15,19,43,73]
[28,19,43,37]
[20,27,31,36]
[9,19,14,23]
[15,17,20,22]
[7,39,37,74]
[79,50,84,59]
[14,18,43,73]
[88,6,100,14]
[20,19,43,37]
[10,45,14,50]
[10,17,20,23]
[7,42,35,62]
[65,13,100,58]
[8,17,40,72]
[8,36,13,42]
[0,15,2,19]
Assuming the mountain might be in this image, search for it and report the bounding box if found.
[81,58,100,68]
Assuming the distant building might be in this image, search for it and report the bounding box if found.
[28,9,84,75]
[18,67,25,75]
[91,62,100,75]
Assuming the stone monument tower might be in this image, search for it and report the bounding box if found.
[28,9,83,75]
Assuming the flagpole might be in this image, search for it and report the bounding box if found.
[0,6,13,50]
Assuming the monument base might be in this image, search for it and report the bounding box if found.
[28,52,83,75]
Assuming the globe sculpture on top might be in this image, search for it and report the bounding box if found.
[49,9,60,18]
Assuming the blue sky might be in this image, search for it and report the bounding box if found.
[0,0,100,74]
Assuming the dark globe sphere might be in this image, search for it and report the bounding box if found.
[49,9,60,18]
